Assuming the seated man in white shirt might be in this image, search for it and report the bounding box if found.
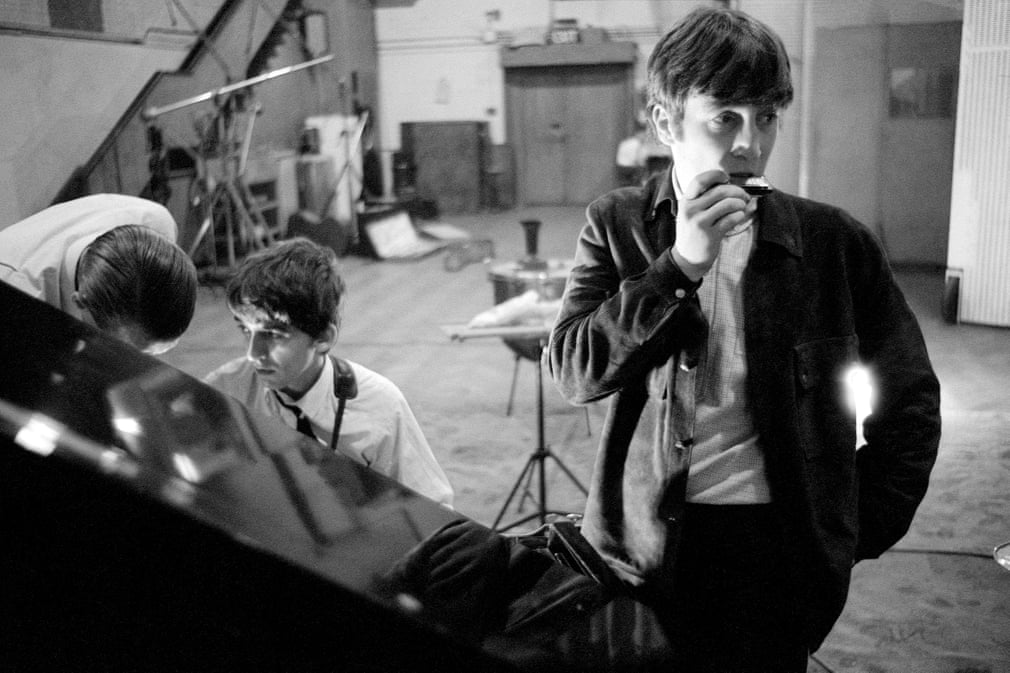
[0,193,197,355]
[204,237,454,507]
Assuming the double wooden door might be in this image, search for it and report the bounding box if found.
[506,62,634,206]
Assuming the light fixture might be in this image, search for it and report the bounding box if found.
[483,10,500,44]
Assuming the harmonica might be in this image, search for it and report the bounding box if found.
[730,175,773,196]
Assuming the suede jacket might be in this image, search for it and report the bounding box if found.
[548,169,941,648]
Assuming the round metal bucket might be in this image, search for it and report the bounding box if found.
[488,258,574,361]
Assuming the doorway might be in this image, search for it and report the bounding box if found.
[505,60,634,206]
[880,22,960,267]
[809,22,960,267]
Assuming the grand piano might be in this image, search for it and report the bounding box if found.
[0,281,672,672]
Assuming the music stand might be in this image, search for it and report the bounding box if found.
[441,324,588,532]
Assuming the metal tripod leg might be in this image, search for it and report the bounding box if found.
[185,179,220,262]
[492,342,588,533]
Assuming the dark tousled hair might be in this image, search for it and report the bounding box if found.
[76,224,197,342]
[226,237,345,339]
[647,7,794,122]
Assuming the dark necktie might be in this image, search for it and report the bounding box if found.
[273,393,318,441]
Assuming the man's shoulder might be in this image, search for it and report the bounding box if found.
[0,268,40,298]
[774,190,841,213]
[0,194,178,252]
[767,191,888,270]
[769,190,870,235]
[587,170,668,224]
[90,194,177,241]
[588,183,652,214]
[341,360,417,424]
[344,359,404,400]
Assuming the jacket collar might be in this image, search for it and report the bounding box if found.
[643,165,802,259]
[642,166,676,223]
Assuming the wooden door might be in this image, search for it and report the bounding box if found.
[511,70,567,205]
[506,62,634,206]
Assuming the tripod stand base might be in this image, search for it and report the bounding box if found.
[491,447,588,533]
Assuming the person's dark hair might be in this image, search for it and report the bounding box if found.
[76,224,198,342]
[646,7,794,121]
[226,237,345,339]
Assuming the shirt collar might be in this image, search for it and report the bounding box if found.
[272,356,335,418]
[644,165,678,223]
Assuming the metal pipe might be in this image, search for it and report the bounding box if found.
[141,53,335,120]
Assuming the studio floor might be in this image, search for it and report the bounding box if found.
[161,205,1010,673]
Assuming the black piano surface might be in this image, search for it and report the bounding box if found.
[0,282,672,672]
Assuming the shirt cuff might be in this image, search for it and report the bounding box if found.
[646,249,703,301]
[668,247,710,283]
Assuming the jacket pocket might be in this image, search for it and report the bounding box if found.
[794,336,858,389]
[793,336,859,459]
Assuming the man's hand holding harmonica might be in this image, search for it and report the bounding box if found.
[671,168,756,281]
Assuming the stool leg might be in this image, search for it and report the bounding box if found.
[506,353,521,416]
[584,406,592,437]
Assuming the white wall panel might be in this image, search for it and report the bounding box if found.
[947,0,1010,326]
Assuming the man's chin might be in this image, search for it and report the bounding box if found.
[255,369,284,387]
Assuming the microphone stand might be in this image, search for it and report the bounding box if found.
[141,55,334,271]
[141,54,335,122]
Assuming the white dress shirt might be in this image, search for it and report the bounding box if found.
[205,355,455,507]
[688,222,772,504]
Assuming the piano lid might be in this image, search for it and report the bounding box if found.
[0,281,672,672]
